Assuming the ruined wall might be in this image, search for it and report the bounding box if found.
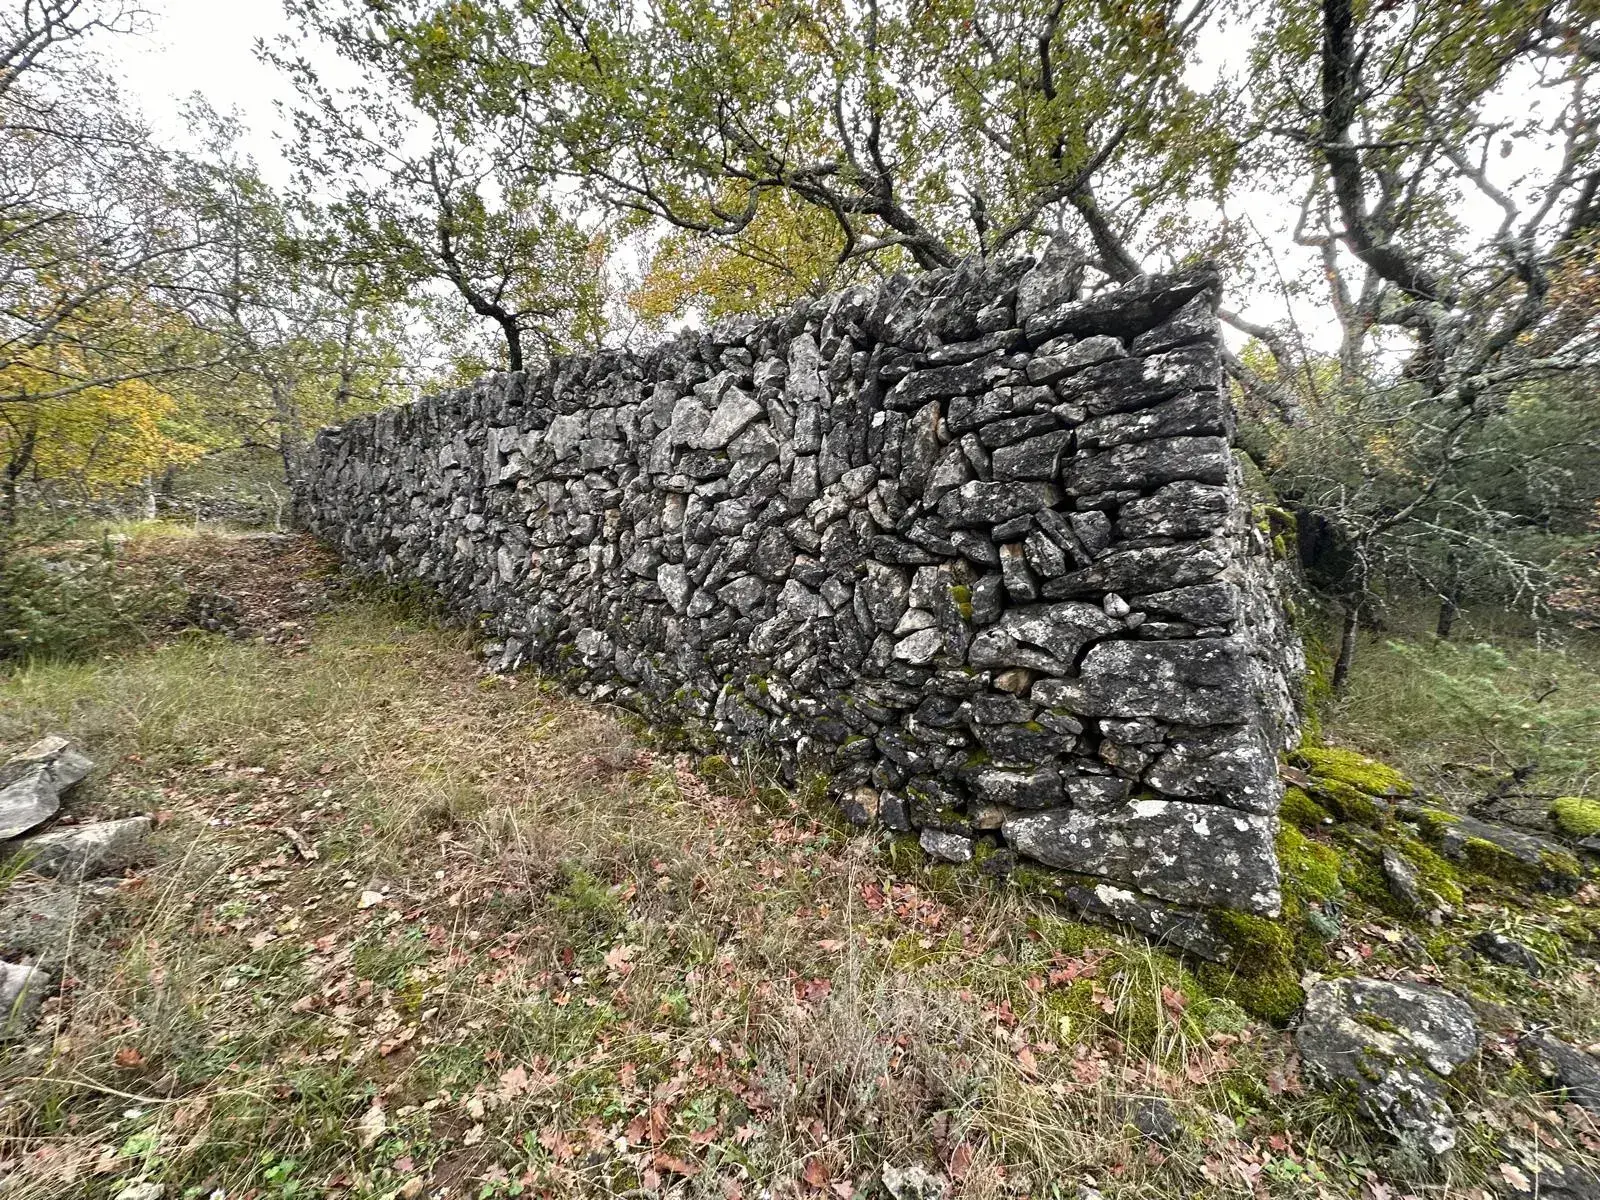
[301,262,1300,942]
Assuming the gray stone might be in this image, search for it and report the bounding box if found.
[0,961,49,1039]
[936,481,1061,527]
[0,736,93,840]
[1381,848,1431,916]
[1116,481,1233,541]
[1418,810,1584,894]
[1521,1033,1600,1113]
[1470,931,1543,976]
[7,816,152,882]
[1073,639,1256,725]
[1295,978,1479,1155]
[1004,799,1280,913]
[919,828,974,863]
[1064,436,1231,496]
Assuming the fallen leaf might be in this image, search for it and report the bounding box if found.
[802,1158,831,1189]
[113,1046,146,1070]
[654,1153,701,1178]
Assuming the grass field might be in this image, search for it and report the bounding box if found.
[0,528,1596,1199]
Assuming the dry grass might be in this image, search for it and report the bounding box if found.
[0,534,1593,1199]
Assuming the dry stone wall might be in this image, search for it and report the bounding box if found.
[301,261,1300,945]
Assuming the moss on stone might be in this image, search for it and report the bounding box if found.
[1292,745,1413,797]
[1551,796,1600,839]
[1308,777,1384,826]
[1279,826,1342,904]
[949,584,974,622]
[1280,785,1331,829]
[1199,911,1305,1025]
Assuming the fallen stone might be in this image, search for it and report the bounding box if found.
[1413,809,1584,894]
[7,816,152,882]
[0,961,50,1039]
[1295,978,1479,1155]
[1380,847,1431,918]
[1469,931,1542,977]
[879,1164,947,1200]
[1521,1032,1600,1112]
[1122,1094,1182,1145]
[0,735,93,840]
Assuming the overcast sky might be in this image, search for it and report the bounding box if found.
[118,0,299,183]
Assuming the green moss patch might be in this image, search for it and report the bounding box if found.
[1307,777,1385,825]
[1280,785,1330,829]
[1199,912,1304,1024]
[1552,796,1600,839]
[1292,745,1414,797]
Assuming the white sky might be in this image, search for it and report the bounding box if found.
[117,0,299,185]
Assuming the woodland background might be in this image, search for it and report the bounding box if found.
[3,0,1599,687]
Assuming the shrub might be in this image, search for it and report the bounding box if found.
[0,534,178,662]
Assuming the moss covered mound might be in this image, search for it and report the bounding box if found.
[1551,796,1600,839]
[1292,746,1414,798]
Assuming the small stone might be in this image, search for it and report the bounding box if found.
[992,668,1034,695]
[1521,1032,1600,1112]
[7,816,153,882]
[1102,592,1130,618]
[1124,1095,1182,1145]
[919,829,974,863]
[1470,931,1543,976]
[0,961,50,1039]
[892,628,942,665]
[840,787,881,825]
[0,735,93,840]
[1380,847,1430,917]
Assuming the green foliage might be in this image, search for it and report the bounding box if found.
[1335,635,1600,801]
[0,535,179,663]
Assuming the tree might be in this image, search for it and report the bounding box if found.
[0,3,231,519]
[1235,0,1600,681]
[629,186,902,323]
[277,0,1237,285]
[269,3,612,373]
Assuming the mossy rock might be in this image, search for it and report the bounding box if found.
[1307,777,1386,826]
[1281,785,1331,830]
[1199,911,1305,1024]
[1292,746,1413,798]
[1551,796,1600,840]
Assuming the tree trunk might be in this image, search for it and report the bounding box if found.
[498,315,524,373]
[1435,551,1462,640]
[1332,600,1360,692]
[2,427,37,527]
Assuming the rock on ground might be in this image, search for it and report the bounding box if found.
[1294,978,1479,1155]
[1522,1032,1600,1113]
[0,735,92,840]
[7,816,153,882]
[0,961,50,1039]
